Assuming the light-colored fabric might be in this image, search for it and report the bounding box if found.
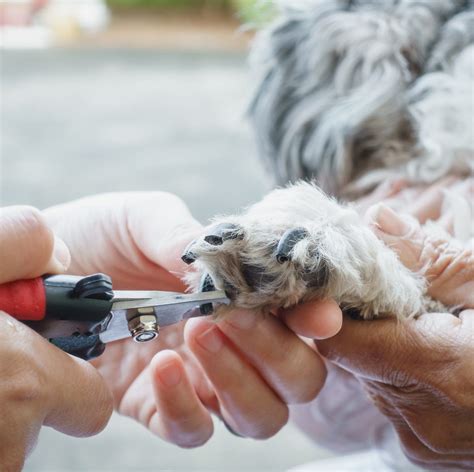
[289,364,424,471]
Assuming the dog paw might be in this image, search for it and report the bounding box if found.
[181,219,330,313]
[182,184,340,312]
[180,182,425,318]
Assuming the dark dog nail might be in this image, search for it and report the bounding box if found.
[204,223,244,246]
[181,241,197,264]
[275,228,308,263]
[199,273,215,315]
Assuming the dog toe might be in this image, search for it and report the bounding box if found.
[181,240,198,264]
[275,228,308,263]
[203,223,244,246]
[199,273,216,314]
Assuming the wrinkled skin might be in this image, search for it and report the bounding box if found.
[311,179,474,469]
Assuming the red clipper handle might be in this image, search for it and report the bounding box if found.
[0,278,46,321]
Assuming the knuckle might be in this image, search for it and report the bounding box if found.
[308,377,326,402]
[174,429,213,449]
[315,338,341,364]
[15,206,55,265]
[80,367,113,436]
[397,428,447,469]
[243,406,289,440]
[421,235,471,281]
[2,363,46,405]
[286,373,325,404]
[400,438,431,465]
[17,206,52,243]
[0,323,48,405]
[427,440,454,455]
[164,419,214,449]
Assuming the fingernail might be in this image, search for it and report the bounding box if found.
[52,236,71,270]
[225,309,256,330]
[157,362,182,387]
[196,325,223,353]
[374,204,411,237]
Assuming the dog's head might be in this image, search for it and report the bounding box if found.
[249,0,473,197]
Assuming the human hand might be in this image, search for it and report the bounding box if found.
[44,192,343,447]
[315,201,474,469]
[0,206,112,471]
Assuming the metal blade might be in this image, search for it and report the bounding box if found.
[111,291,230,312]
[112,290,178,300]
[100,291,230,344]
[98,310,130,344]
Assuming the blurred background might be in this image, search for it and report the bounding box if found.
[1,1,332,470]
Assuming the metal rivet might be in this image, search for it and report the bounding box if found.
[128,313,159,343]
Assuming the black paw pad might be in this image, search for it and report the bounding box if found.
[199,273,215,315]
[275,228,308,264]
[204,223,244,246]
[181,241,197,265]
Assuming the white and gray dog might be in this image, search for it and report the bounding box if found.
[183,0,473,319]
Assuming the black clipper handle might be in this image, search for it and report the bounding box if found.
[43,273,113,360]
[44,273,114,321]
[50,335,106,360]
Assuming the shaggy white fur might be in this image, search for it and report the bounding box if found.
[182,0,473,319]
[184,182,428,319]
[249,0,473,196]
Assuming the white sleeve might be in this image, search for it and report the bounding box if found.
[290,363,390,453]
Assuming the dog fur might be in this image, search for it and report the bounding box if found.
[182,0,473,319]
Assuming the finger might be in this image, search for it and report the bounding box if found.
[367,203,474,308]
[366,203,423,269]
[0,313,113,437]
[316,315,420,382]
[316,312,468,384]
[435,212,454,235]
[394,421,474,469]
[185,318,289,439]
[44,355,113,437]
[148,350,213,448]
[124,192,203,277]
[405,176,457,223]
[218,308,328,404]
[281,299,343,340]
[355,178,408,214]
[0,206,70,283]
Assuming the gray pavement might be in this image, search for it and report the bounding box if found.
[1,49,331,471]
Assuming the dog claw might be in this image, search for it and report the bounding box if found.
[275,228,308,263]
[204,223,243,246]
[181,241,197,265]
[199,273,215,315]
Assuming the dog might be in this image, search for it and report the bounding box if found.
[182,0,473,319]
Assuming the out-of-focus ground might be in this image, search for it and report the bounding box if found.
[2,48,333,471]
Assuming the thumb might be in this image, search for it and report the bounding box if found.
[31,325,113,437]
[367,204,474,308]
[0,206,71,284]
[44,352,113,437]
[0,312,113,438]
[316,315,425,384]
